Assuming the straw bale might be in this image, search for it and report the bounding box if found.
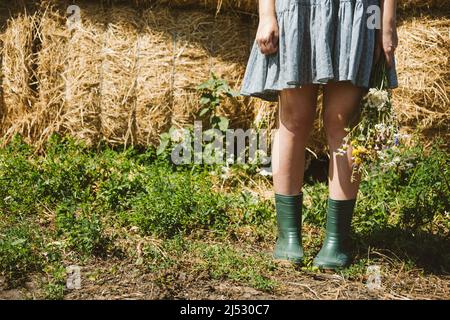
[1,2,448,155]
[99,5,139,146]
[30,9,69,149]
[171,9,214,127]
[209,12,252,128]
[399,0,450,11]
[0,6,8,137]
[109,0,450,14]
[61,2,106,146]
[1,13,37,143]
[135,7,175,145]
[394,15,449,135]
[113,0,258,15]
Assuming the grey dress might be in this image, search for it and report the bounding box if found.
[240,0,399,102]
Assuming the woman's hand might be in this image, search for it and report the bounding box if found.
[256,15,279,55]
[375,21,398,68]
[375,0,398,68]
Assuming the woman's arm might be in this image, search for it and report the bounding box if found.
[256,0,279,55]
[259,0,276,18]
[377,0,398,68]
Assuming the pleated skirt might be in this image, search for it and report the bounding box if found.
[240,0,399,102]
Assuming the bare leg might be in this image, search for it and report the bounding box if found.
[322,81,366,200]
[312,81,366,270]
[272,84,320,195]
[271,84,319,264]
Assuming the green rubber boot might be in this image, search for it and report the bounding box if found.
[313,198,356,270]
[273,193,304,264]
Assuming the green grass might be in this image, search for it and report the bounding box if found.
[193,242,277,291]
[0,133,448,297]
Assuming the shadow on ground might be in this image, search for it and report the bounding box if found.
[354,226,450,275]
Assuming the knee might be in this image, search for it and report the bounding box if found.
[323,111,354,142]
[280,110,315,134]
[279,93,316,135]
[324,117,354,149]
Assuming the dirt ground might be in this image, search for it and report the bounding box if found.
[1,254,448,300]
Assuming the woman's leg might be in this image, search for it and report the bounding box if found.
[322,81,365,198]
[272,84,319,195]
[271,84,319,264]
[313,80,365,269]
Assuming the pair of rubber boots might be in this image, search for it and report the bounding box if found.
[273,193,355,269]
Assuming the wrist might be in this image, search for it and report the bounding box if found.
[259,12,276,21]
[382,20,396,34]
[382,14,396,27]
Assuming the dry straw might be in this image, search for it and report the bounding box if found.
[32,9,69,149]
[0,5,7,135]
[395,15,449,137]
[399,0,450,11]
[135,7,175,146]
[123,0,258,14]
[125,0,450,14]
[100,6,139,146]
[0,1,448,154]
[1,13,38,143]
[61,2,106,146]
[172,10,214,127]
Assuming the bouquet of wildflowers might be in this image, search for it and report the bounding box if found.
[338,58,409,181]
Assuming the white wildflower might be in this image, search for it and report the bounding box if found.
[337,147,347,156]
[375,123,386,131]
[258,167,273,177]
[220,166,231,180]
[226,156,234,165]
[367,88,389,111]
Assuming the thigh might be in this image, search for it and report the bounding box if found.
[322,81,366,128]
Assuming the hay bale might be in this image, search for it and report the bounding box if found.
[170,0,257,14]
[127,0,258,15]
[394,15,450,136]
[106,0,450,15]
[128,6,267,146]
[61,2,106,146]
[99,6,139,146]
[209,12,253,129]
[7,2,447,156]
[399,0,450,11]
[0,3,332,156]
[1,13,38,143]
[170,9,259,129]
[135,7,175,145]
[31,8,69,149]
[17,0,450,17]
[0,6,8,137]
[171,9,214,127]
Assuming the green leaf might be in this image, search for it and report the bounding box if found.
[199,107,210,117]
[218,117,229,132]
[200,97,211,106]
[160,132,170,140]
[12,238,27,246]
[203,128,216,139]
[156,139,170,156]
